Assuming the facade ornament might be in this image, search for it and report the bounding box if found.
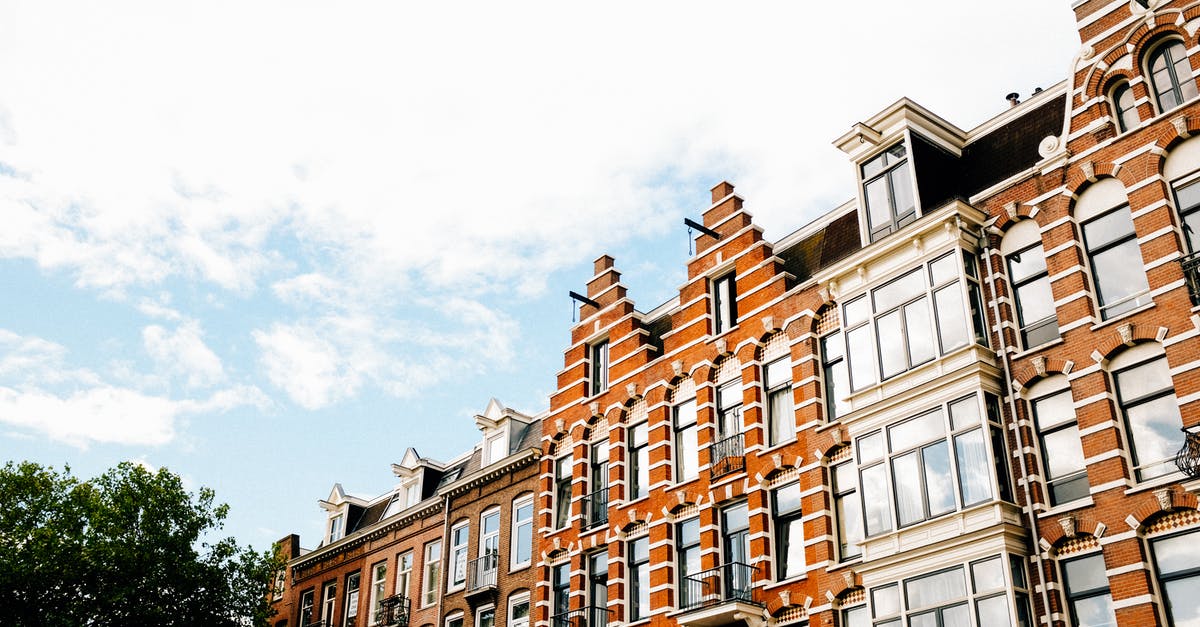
[625,382,637,398]
[762,316,774,332]
[1058,515,1076,539]
[1173,115,1190,138]
[716,338,727,355]
[1031,356,1047,377]
[1154,487,1173,511]
[1037,135,1061,158]
[589,401,600,416]
[555,418,565,434]
[672,360,684,377]
[1004,201,1018,220]
[1080,161,1095,182]
[772,453,782,469]
[1117,323,1135,346]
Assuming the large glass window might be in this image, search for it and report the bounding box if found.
[629,537,650,621]
[322,581,337,625]
[821,328,850,421]
[396,550,413,598]
[833,461,863,560]
[773,483,804,579]
[1174,175,1200,253]
[628,421,649,501]
[1081,205,1150,319]
[713,273,738,334]
[449,521,469,589]
[586,440,609,528]
[368,562,387,626]
[1111,81,1140,133]
[422,540,440,608]
[344,571,360,627]
[674,398,699,483]
[1061,553,1116,627]
[1149,40,1198,112]
[843,253,978,389]
[1031,388,1088,505]
[555,456,572,529]
[765,358,795,445]
[551,563,570,618]
[299,589,315,626]
[1151,528,1200,627]
[862,142,917,242]
[591,340,609,396]
[511,495,533,568]
[865,557,1027,627]
[859,394,998,534]
[1114,354,1184,480]
[677,517,701,608]
[1006,242,1059,348]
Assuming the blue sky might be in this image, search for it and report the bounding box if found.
[0,1,1078,550]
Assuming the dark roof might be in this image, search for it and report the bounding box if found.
[776,210,863,288]
[959,94,1065,198]
[350,499,390,533]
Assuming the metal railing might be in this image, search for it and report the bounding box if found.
[581,486,608,529]
[551,606,612,627]
[467,552,499,592]
[380,594,411,627]
[1182,251,1200,306]
[710,433,745,478]
[679,562,760,612]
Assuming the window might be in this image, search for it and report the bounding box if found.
[448,521,469,589]
[843,253,978,389]
[677,517,701,608]
[511,495,533,569]
[1003,220,1059,348]
[628,537,650,621]
[858,394,998,534]
[1151,528,1200,626]
[721,503,752,601]
[866,558,1030,627]
[820,328,850,421]
[477,509,500,588]
[832,461,863,560]
[299,589,315,626]
[554,456,572,529]
[862,142,916,242]
[628,421,649,501]
[712,380,744,474]
[422,540,441,608]
[1174,174,1200,253]
[1030,386,1088,505]
[1061,553,1115,627]
[591,340,609,396]
[1081,205,1150,319]
[713,273,738,334]
[585,440,609,529]
[486,433,507,465]
[396,550,413,598]
[765,358,794,445]
[1111,81,1140,132]
[1148,40,1198,112]
[344,572,360,627]
[1113,352,1183,480]
[445,612,464,627]
[508,594,531,627]
[329,514,344,544]
[551,563,570,619]
[476,606,495,627]
[773,483,804,580]
[674,397,699,482]
[322,581,337,626]
[588,551,608,620]
[368,562,387,626]
[841,605,869,627]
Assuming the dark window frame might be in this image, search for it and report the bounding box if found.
[590,340,609,396]
[1005,241,1060,349]
[713,273,738,335]
[628,536,650,622]
[862,141,918,242]
[627,421,649,501]
[1061,553,1115,627]
[1030,389,1088,506]
[1110,81,1140,133]
[1079,204,1148,319]
[1148,39,1198,113]
[771,483,804,580]
[1112,354,1181,481]
[1150,528,1200,627]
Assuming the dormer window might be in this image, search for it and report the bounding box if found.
[486,432,507,465]
[862,142,916,242]
[1110,81,1140,133]
[590,340,609,396]
[328,513,343,543]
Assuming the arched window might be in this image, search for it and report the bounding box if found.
[1074,178,1150,319]
[1025,376,1086,505]
[1110,343,1183,481]
[1164,135,1200,254]
[1110,80,1140,132]
[1001,219,1059,348]
[1148,40,1198,112]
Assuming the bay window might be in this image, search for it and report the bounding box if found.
[866,557,1029,627]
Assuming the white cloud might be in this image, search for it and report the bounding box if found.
[143,322,225,388]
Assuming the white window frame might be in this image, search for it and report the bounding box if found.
[396,550,413,598]
[444,611,464,627]
[422,540,441,608]
[322,581,337,625]
[368,561,387,626]
[507,592,531,627]
[328,513,344,544]
[475,604,496,627]
[590,339,609,396]
[510,494,534,570]
[485,431,508,466]
[344,571,360,627]
[712,272,738,335]
[448,520,470,591]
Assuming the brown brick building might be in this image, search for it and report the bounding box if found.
[535,2,1200,627]
[270,401,542,627]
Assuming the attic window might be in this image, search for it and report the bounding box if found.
[486,432,507,465]
[328,513,344,543]
[862,142,916,242]
[439,468,463,488]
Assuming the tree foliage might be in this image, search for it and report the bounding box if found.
[0,461,281,627]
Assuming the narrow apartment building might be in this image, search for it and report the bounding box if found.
[534,3,1200,627]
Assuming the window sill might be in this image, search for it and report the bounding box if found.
[1007,336,1065,362]
[827,556,863,572]
[508,562,532,575]
[618,494,652,509]
[1124,471,1186,496]
[709,323,741,345]
[761,573,809,590]
[760,436,799,456]
[1089,300,1155,333]
[1035,496,1094,519]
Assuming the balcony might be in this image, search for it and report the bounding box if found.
[1183,251,1200,306]
[678,562,762,627]
[466,552,499,598]
[710,434,745,479]
[551,606,612,627]
[380,594,411,627]
[581,486,608,530]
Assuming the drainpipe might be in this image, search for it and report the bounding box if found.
[436,491,452,627]
[978,227,1054,623]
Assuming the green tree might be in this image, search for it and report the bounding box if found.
[0,461,281,627]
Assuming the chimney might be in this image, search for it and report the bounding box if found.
[1006,92,1020,108]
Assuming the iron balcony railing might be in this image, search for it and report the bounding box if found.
[467,552,499,592]
[551,606,612,627]
[710,433,745,478]
[680,562,761,612]
[1182,251,1200,306]
[581,486,608,530]
[380,594,411,627]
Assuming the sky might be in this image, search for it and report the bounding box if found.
[0,1,1080,551]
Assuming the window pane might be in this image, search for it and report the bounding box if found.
[769,387,794,446]
[1126,394,1183,479]
[775,482,802,514]
[1064,554,1108,594]
[889,410,944,452]
[955,429,992,506]
[904,298,936,366]
[865,177,892,230]
[1163,576,1200,627]
[1013,277,1055,329]
[1042,426,1085,480]
[765,358,790,388]
[971,558,1005,593]
[836,490,863,557]
[877,310,907,379]
[1091,240,1150,316]
[930,253,958,286]
[875,269,926,312]
[949,395,981,430]
[1009,248,1047,283]
[1115,358,1171,400]
[892,451,923,526]
[675,398,697,426]
[1083,208,1135,250]
[1034,389,1075,429]
[847,326,877,389]
[677,423,698,482]
[845,296,870,326]
[934,285,969,353]
[905,568,966,609]
[859,432,885,463]
[1153,531,1200,574]
[941,603,971,627]
[872,584,900,618]
[778,517,804,579]
[924,441,956,515]
[890,164,915,218]
[1072,594,1117,627]
[861,464,891,535]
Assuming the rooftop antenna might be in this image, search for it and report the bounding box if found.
[684,218,721,256]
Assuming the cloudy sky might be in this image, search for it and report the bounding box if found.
[0,2,1079,548]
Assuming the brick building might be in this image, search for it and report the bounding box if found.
[535,3,1200,627]
[270,401,543,627]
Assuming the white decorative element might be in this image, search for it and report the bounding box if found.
[1038,135,1061,158]
[1117,323,1135,346]
[856,266,866,281]
[1157,326,1169,342]
[843,570,856,588]
[1091,349,1105,364]
[1005,201,1019,220]
[1032,356,1048,377]
[725,484,733,500]
[555,418,565,434]
[1174,115,1191,138]
[594,320,600,333]
[553,537,561,550]
[626,382,637,398]
[1154,488,1173,511]
[1079,45,1095,61]
[676,491,686,505]
[1059,515,1076,539]
[779,590,791,607]
[829,280,839,299]
[672,360,684,377]
[1110,162,1122,179]
[1063,360,1075,375]
[1095,522,1107,538]
[716,338,728,355]
[589,401,600,416]
[1193,314,1200,333]
[1126,514,1141,530]
[772,453,782,469]
[762,316,774,332]
[1080,161,1096,182]
[912,238,923,254]
[818,286,831,303]
[831,427,845,445]
[1028,204,1041,219]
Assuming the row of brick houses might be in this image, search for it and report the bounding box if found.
[271,1,1200,626]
